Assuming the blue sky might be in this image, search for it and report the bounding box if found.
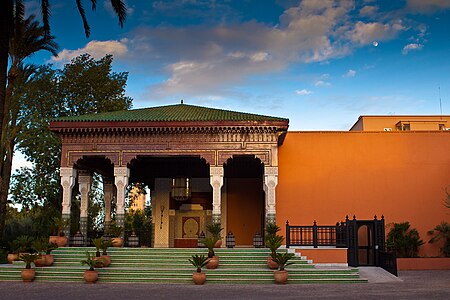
[24,0,450,130]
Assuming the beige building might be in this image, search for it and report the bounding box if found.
[350,115,450,131]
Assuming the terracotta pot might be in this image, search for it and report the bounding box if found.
[21,269,36,282]
[7,253,19,264]
[44,254,54,266]
[101,255,111,267]
[214,239,222,248]
[206,256,219,269]
[34,256,46,267]
[274,270,288,284]
[267,257,279,269]
[83,270,98,283]
[49,236,67,247]
[111,237,123,247]
[192,272,206,285]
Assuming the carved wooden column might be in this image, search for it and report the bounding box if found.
[78,171,92,245]
[210,166,224,224]
[60,167,77,238]
[264,166,278,224]
[114,166,129,229]
[103,179,114,231]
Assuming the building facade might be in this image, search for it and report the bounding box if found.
[50,104,450,257]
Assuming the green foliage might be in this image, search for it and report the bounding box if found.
[387,222,424,258]
[108,224,124,238]
[265,235,284,256]
[19,253,41,269]
[100,239,112,256]
[92,238,103,257]
[265,223,281,237]
[202,237,217,258]
[0,249,7,264]
[270,252,295,271]
[9,54,133,211]
[428,222,450,257]
[32,237,48,254]
[81,251,103,271]
[45,242,58,254]
[15,235,35,253]
[206,223,223,240]
[188,254,208,273]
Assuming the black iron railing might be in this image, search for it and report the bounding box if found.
[286,220,347,248]
[379,250,397,276]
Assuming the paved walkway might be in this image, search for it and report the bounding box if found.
[0,270,449,299]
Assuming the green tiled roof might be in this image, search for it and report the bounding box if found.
[55,104,288,123]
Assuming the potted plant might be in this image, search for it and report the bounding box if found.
[206,223,224,248]
[32,238,48,267]
[43,242,58,266]
[19,253,41,282]
[91,238,104,267]
[265,235,284,269]
[15,235,34,255]
[202,237,219,269]
[265,223,283,269]
[188,254,208,285]
[7,240,19,263]
[49,216,69,247]
[100,239,113,267]
[108,225,124,247]
[81,251,104,283]
[271,252,295,284]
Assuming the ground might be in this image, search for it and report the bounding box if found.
[0,270,449,299]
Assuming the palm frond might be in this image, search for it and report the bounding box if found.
[76,0,91,37]
[110,0,126,27]
[40,0,51,37]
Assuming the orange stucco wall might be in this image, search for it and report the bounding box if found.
[295,249,348,264]
[350,116,450,131]
[277,131,450,257]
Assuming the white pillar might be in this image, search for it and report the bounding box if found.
[103,179,114,231]
[264,166,278,224]
[78,171,92,245]
[210,166,224,224]
[114,166,129,228]
[60,167,77,238]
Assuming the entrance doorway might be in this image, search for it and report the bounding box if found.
[225,156,264,246]
[357,223,375,266]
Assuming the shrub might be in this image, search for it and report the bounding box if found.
[386,222,424,258]
[428,222,450,257]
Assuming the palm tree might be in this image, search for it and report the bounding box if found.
[0,14,58,240]
[0,0,127,241]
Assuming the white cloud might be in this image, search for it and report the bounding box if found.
[407,0,450,12]
[52,39,129,63]
[343,69,356,78]
[314,80,331,87]
[402,43,424,54]
[349,21,404,45]
[359,6,378,17]
[295,89,313,95]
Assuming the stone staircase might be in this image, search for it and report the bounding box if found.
[0,248,367,284]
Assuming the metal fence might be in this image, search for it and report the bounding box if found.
[286,220,347,248]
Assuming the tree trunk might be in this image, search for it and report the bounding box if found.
[0,0,13,241]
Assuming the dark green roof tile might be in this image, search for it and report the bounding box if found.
[55,104,288,123]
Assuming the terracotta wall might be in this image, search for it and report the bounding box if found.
[277,131,450,257]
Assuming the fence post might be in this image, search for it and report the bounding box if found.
[313,220,318,248]
[286,220,290,248]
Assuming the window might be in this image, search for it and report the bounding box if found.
[396,123,410,131]
[439,124,446,130]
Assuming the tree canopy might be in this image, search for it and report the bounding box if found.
[10,54,132,211]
